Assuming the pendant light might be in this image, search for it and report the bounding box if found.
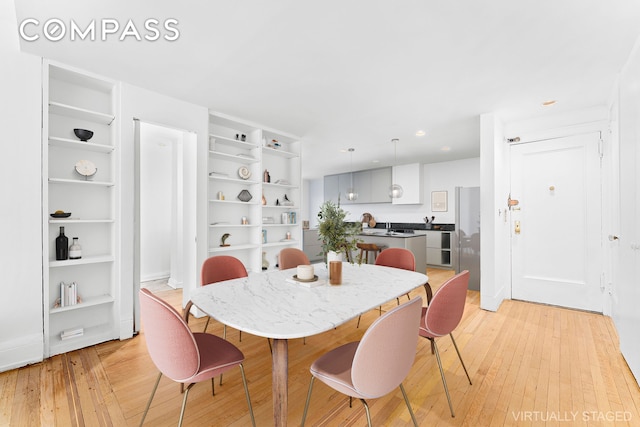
[345,148,358,201]
[389,138,404,198]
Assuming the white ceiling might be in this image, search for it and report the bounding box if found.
[13,0,640,179]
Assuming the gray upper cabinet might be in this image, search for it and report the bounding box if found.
[370,167,392,203]
[324,167,391,204]
[324,174,340,204]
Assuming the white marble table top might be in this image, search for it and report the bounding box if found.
[189,262,428,339]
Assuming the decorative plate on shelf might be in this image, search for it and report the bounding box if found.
[238,166,251,180]
[237,189,252,202]
[74,159,97,177]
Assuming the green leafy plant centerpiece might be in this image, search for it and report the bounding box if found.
[317,200,361,263]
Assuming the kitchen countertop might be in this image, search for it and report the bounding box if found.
[359,229,426,238]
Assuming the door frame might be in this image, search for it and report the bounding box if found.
[133,119,198,331]
[506,122,609,313]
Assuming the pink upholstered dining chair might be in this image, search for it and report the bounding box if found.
[278,247,310,270]
[301,297,423,427]
[138,289,255,427]
[357,247,424,328]
[419,269,472,417]
[184,255,247,338]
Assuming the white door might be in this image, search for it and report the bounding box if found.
[510,133,602,312]
[613,54,640,382]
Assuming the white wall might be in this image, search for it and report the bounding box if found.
[305,158,480,227]
[479,114,510,312]
[0,5,44,370]
[139,126,173,282]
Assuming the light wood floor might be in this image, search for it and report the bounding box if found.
[2,269,639,426]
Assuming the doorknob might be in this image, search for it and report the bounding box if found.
[515,221,521,234]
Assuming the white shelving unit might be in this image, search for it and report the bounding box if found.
[208,113,301,271]
[42,61,121,357]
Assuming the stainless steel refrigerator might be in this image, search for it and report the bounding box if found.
[455,187,481,290]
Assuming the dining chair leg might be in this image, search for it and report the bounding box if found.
[399,383,419,427]
[301,376,315,427]
[450,333,472,385]
[202,317,211,333]
[432,340,455,417]
[211,378,215,396]
[356,315,362,328]
[267,338,273,353]
[238,363,256,427]
[359,399,373,427]
[139,372,162,427]
[177,383,195,427]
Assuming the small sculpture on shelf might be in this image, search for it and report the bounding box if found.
[220,233,231,247]
[263,169,271,183]
[262,251,269,270]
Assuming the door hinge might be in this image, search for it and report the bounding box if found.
[598,138,604,159]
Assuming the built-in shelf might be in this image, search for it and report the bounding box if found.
[209,134,259,149]
[262,223,297,227]
[262,147,298,159]
[49,255,114,268]
[49,101,115,125]
[208,244,260,253]
[44,61,121,359]
[49,219,114,224]
[262,205,299,210]
[208,175,260,185]
[49,178,115,187]
[263,241,298,248]
[50,295,114,314]
[209,224,260,229]
[49,137,114,153]
[209,151,260,164]
[263,182,299,189]
[209,199,260,206]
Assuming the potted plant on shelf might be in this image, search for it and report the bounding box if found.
[317,199,361,264]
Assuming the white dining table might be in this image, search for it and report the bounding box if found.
[189,261,428,426]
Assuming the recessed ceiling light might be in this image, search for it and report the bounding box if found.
[441,146,451,152]
[372,159,380,163]
[542,100,557,106]
[416,130,426,136]
[339,149,348,153]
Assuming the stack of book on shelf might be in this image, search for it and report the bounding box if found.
[61,327,84,340]
[59,281,80,307]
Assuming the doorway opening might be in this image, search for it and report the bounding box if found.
[133,120,197,331]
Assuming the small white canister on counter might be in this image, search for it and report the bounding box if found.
[297,264,314,280]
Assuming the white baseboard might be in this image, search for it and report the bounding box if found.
[168,277,183,289]
[0,333,43,373]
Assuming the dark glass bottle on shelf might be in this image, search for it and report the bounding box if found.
[55,226,68,260]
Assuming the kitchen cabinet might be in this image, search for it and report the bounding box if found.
[323,174,340,204]
[208,113,301,271]
[303,229,323,262]
[42,61,122,356]
[392,163,423,205]
[426,230,453,268]
[370,167,392,202]
[323,167,391,204]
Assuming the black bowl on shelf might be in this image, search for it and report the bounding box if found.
[50,212,72,218]
[73,128,94,142]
